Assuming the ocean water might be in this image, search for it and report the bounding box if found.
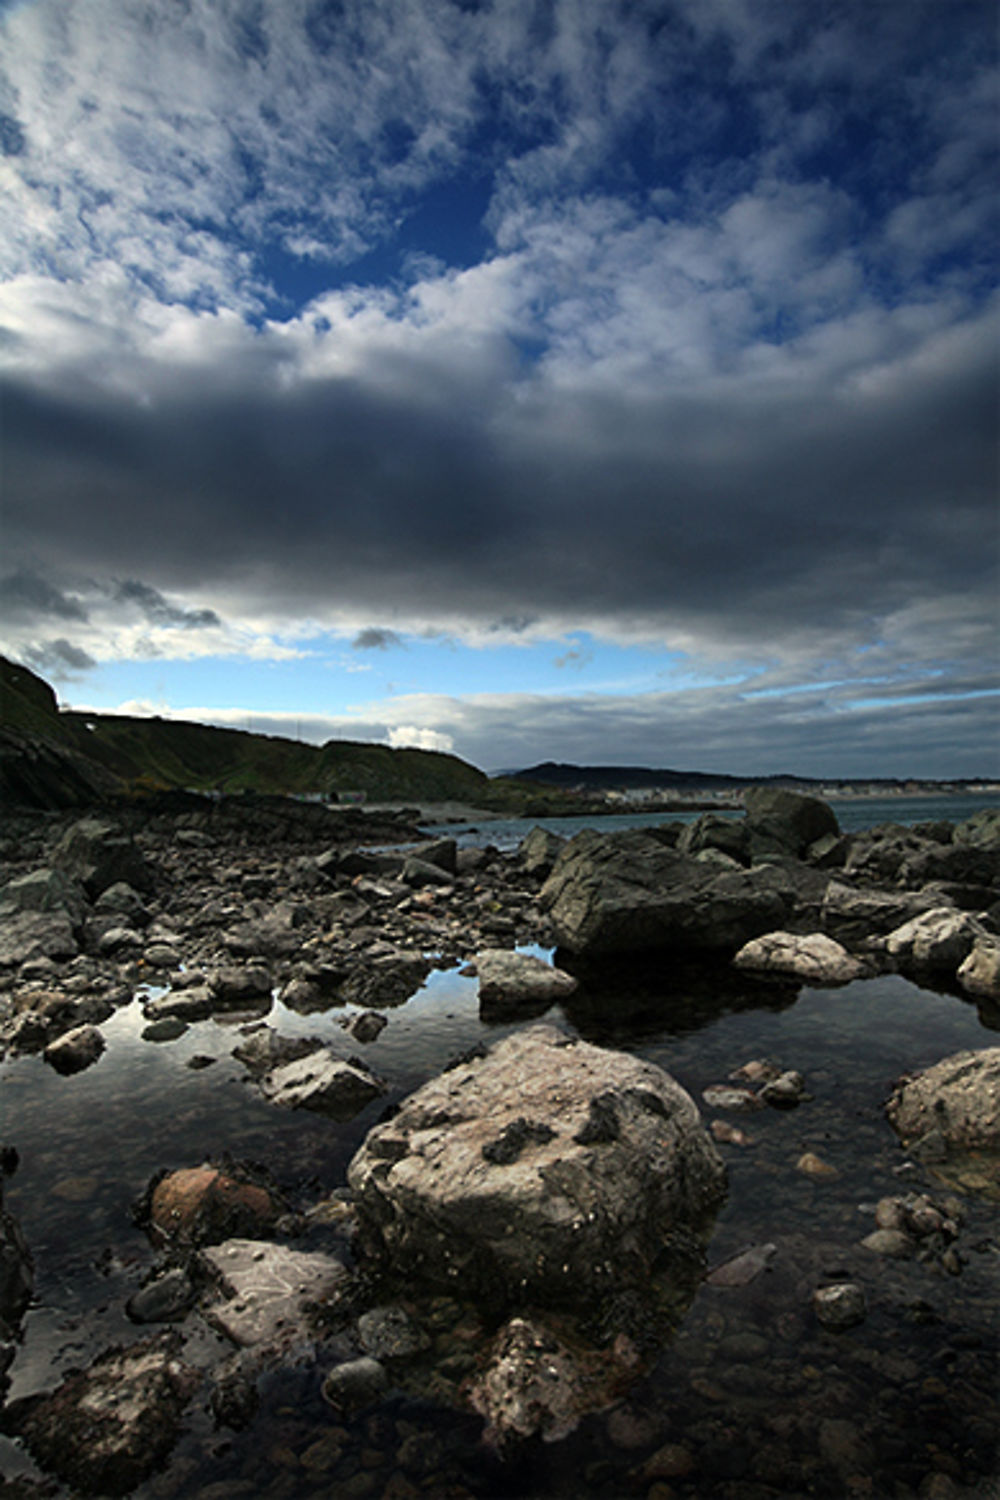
[427,790,1000,851]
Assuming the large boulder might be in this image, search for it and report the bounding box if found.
[51,818,154,899]
[743,787,839,859]
[887,1047,1000,1153]
[677,812,749,864]
[538,829,794,956]
[348,1024,726,1310]
[958,936,1000,1002]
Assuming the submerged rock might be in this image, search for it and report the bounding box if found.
[43,1022,105,1075]
[348,1024,725,1310]
[145,1164,282,1246]
[466,1314,638,1445]
[201,1237,349,1351]
[12,1332,197,1496]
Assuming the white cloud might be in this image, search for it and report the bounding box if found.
[385,724,455,753]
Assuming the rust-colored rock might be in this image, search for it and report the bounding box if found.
[148,1165,280,1246]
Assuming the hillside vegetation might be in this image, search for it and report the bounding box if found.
[0,656,560,811]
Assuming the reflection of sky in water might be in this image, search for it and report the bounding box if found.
[1,958,996,1483]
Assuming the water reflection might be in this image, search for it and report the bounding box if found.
[1,960,997,1497]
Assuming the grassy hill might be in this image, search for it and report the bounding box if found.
[0,655,559,810]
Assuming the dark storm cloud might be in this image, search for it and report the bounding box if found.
[24,638,97,676]
[353,628,403,650]
[0,571,89,623]
[114,579,221,630]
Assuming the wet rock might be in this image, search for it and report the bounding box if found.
[817,1416,875,1476]
[466,1314,634,1444]
[812,1282,866,1328]
[861,1228,913,1258]
[340,952,431,1008]
[95,881,152,927]
[743,786,839,859]
[230,1025,321,1078]
[51,817,154,899]
[759,1070,807,1107]
[142,1016,188,1042]
[821,881,942,947]
[261,1048,386,1119]
[6,989,114,1051]
[733,930,866,984]
[96,924,143,956]
[126,1267,197,1323]
[704,1242,777,1287]
[143,985,214,1022]
[0,1202,33,1341]
[357,1305,430,1360]
[12,1332,197,1496]
[709,1119,754,1146]
[201,1237,349,1350]
[349,1024,725,1310]
[475,947,579,1013]
[42,1023,105,1074]
[539,828,791,956]
[957,936,1000,1001]
[796,1151,839,1178]
[0,866,87,924]
[886,1046,1000,1152]
[143,941,182,969]
[701,1085,760,1112]
[146,1164,282,1246]
[518,827,567,879]
[348,1010,388,1043]
[401,856,454,888]
[322,1355,389,1412]
[207,964,273,1009]
[677,811,749,863]
[885,907,983,971]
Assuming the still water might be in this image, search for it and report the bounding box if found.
[2,957,997,1497]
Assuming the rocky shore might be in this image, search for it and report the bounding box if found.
[0,788,998,1498]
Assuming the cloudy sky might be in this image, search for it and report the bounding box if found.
[1,0,997,778]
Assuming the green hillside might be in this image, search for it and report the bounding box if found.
[0,655,558,809]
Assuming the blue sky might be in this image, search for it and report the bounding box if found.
[0,0,997,777]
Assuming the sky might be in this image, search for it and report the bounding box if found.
[0,0,997,780]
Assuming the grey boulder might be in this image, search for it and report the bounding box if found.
[348,1024,726,1309]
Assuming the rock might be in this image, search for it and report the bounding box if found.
[142,1017,188,1042]
[958,936,1000,1001]
[760,1070,806,1107]
[886,1047,1000,1152]
[733,930,866,984]
[13,1332,197,1496]
[207,965,273,1009]
[702,1085,760,1112]
[519,827,567,878]
[466,1314,634,1445]
[230,1026,322,1078]
[348,1024,725,1309]
[201,1237,349,1350]
[743,787,839,859]
[0,866,88,924]
[475,948,579,1013]
[97,924,143,955]
[340,952,431,1008]
[261,1049,386,1119]
[861,1228,913,1258]
[401,856,454,888]
[954,807,1000,848]
[796,1151,839,1178]
[147,1164,281,1246]
[677,813,749,864]
[126,1268,197,1324]
[704,1242,777,1287]
[812,1282,866,1328]
[348,1010,388,1043]
[357,1305,430,1360]
[416,836,458,874]
[42,1023,105,1075]
[538,829,792,956]
[0,1204,33,1336]
[95,881,151,926]
[821,882,943,947]
[899,841,1000,892]
[7,989,114,1050]
[143,986,214,1022]
[51,817,154,899]
[0,909,80,968]
[885,908,983,971]
[322,1356,389,1412]
[143,941,181,969]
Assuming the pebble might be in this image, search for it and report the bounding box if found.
[861,1228,913,1258]
[702,1085,760,1112]
[322,1357,388,1412]
[813,1282,867,1329]
[760,1070,807,1107]
[796,1151,840,1178]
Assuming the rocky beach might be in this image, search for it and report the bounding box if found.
[1,788,998,1499]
